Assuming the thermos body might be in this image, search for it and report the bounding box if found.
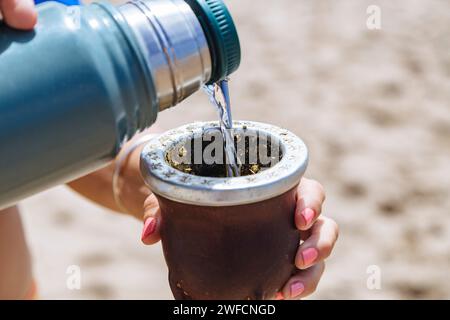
[0,2,149,208]
[0,0,241,209]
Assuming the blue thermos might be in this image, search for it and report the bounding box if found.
[0,0,241,209]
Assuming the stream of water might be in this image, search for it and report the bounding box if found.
[203,79,241,177]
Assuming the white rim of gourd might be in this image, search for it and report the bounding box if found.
[140,121,309,206]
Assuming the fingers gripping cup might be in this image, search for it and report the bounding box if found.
[140,121,308,300]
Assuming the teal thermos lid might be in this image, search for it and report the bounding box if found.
[184,0,241,83]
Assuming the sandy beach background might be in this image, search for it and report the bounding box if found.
[19,0,450,299]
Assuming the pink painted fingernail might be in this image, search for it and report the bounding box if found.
[290,281,305,298]
[302,248,319,266]
[275,292,284,300]
[301,208,315,226]
[141,218,156,241]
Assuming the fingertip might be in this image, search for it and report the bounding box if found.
[141,235,160,246]
[282,280,305,300]
[281,285,291,301]
[294,250,303,270]
[26,8,38,28]
[296,247,319,270]
[298,178,326,212]
[282,263,326,300]
[330,218,340,241]
[18,10,37,30]
[275,292,284,300]
[2,0,38,30]
[141,231,161,245]
[141,217,161,245]
[295,207,316,231]
[294,208,304,230]
[141,196,162,245]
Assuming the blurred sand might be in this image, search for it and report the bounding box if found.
[20,0,450,299]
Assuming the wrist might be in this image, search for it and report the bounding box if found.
[113,134,158,219]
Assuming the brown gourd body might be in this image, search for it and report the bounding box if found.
[156,187,300,300]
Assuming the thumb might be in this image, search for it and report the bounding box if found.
[141,194,162,245]
[0,0,37,30]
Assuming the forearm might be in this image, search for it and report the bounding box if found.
[67,162,120,213]
[0,207,33,299]
[68,141,150,221]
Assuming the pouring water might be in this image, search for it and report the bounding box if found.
[203,79,241,177]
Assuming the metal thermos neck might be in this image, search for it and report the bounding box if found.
[118,0,212,111]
